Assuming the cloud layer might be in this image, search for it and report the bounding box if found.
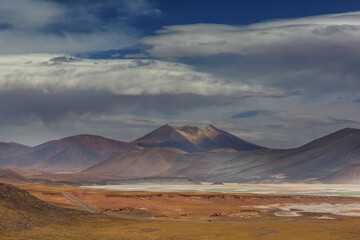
[0,0,160,54]
[0,54,290,97]
[0,54,291,126]
[141,11,360,97]
[141,12,360,58]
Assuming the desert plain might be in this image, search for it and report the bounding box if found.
[2,181,360,240]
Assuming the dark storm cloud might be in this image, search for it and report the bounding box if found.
[0,90,232,125]
[50,56,82,64]
[263,111,360,126]
[231,110,261,119]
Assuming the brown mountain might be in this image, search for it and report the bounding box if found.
[82,128,360,184]
[0,142,29,156]
[82,147,185,177]
[133,124,262,152]
[0,135,140,173]
[229,128,360,182]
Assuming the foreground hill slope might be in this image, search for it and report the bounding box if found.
[0,183,76,232]
[0,135,140,172]
[133,124,262,152]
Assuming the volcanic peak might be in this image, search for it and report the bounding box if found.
[175,124,220,143]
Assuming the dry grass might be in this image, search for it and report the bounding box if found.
[2,214,360,240]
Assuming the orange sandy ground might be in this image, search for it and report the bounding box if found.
[1,184,360,239]
[21,184,360,220]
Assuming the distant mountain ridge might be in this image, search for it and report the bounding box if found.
[0,124,261,172]
[81,127,360,184]
[0,134,140,172]
[0,142,29,156]
[2,126,360,184]
[133,124,263,152]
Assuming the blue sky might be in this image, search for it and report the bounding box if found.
[75,0,360,58]
[133,1,360,32]
[0,0,360,148]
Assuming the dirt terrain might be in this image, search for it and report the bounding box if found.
[21,184,360,220]
[2,182,360,239]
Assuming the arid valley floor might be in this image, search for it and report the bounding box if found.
[2,181,360,240]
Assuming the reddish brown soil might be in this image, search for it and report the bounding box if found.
[45,189,360,219]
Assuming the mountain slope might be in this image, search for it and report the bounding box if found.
[133,125,199,152]
[321,164,360,184]
[83,128,360,183]
[215,128,360,182]
[82,147,185,177]
[0,135,140,172]
[0,168,29,184]
[133,124,262,152]
[0,183,76,232]
[0,142,29,156]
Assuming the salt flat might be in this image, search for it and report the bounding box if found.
[83,183,360,197]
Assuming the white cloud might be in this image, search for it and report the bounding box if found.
[0,0,160,54]
[0,54,291,98]
[141,11,360,58]
[0,31,135,55]
[0,0,64,30]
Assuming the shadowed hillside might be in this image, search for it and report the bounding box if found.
[83,147,185,177]
[0,183,79,232]
[229,128,360,182]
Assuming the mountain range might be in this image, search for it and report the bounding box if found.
[0,135,140,172]
[1,125,360,183]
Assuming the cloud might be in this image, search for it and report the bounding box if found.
[264,111,360,126]
[0,0,160,54]
[123,53,149,58]
[0,0,64,30]
[141,12,360,58]
[231,110,261,119]
[1,8,359,149]
[138,11,360,103]
[0,54,291,125]
[0,54,290,98]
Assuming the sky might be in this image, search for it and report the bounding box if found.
[1,0,360,148]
